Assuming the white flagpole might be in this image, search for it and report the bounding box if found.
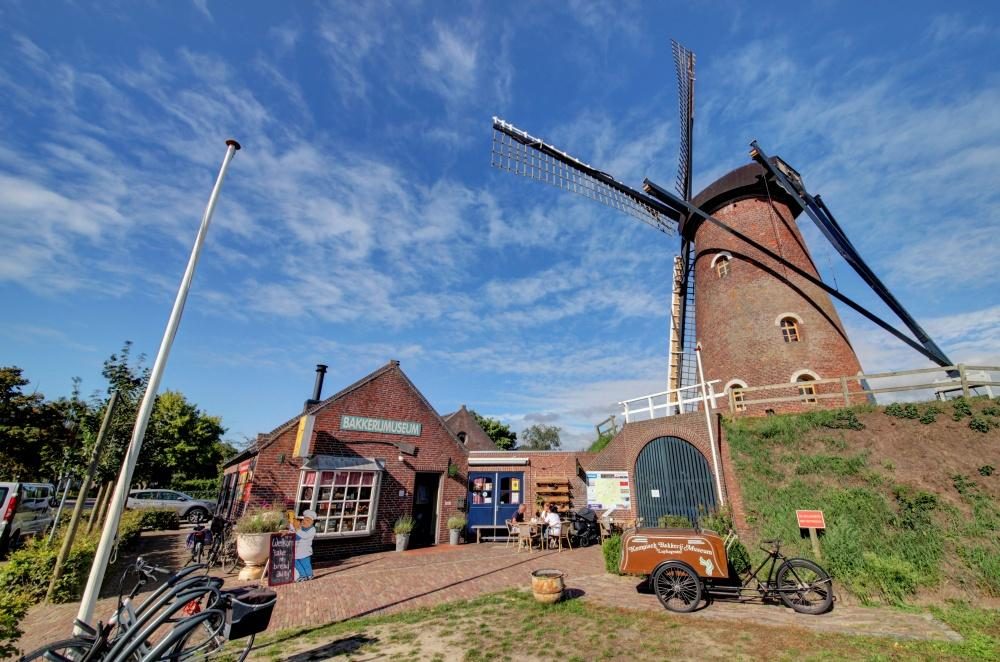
[75,139,241,633]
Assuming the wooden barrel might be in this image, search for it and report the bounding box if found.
[531,569,565,604]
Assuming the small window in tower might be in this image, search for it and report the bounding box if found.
[733,390,746,411]
[797,375,817,404]
[457,432,468,445]
[715,256,730,278]
[780,317,800,343]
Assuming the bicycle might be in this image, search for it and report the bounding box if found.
[204,517,239,574]
[20,557,276,661]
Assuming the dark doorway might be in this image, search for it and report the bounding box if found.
[634,436,717,526]
[411,473,441,547]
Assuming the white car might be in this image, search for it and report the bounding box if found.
[126,489,215,524]
[0,482,56,557]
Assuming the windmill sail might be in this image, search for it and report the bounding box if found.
[491,117,681,234]
[672,39,696,202]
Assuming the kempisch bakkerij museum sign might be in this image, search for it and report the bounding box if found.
[340,415,422,436]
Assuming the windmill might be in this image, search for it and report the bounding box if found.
[489,39,952,411]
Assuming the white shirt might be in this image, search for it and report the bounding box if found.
[544,511,561,535]
[293,524,316,559]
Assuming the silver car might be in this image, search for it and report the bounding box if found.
[126,489,215,524]
[0,482,56,557]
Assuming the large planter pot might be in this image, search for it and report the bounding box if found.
[395,533,410,552]
[449,528,461,545]
[531,568,565,604]
[237,532,272,580]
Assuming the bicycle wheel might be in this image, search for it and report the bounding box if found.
[652,562,702,613]
[776,558,833,614]
[19,637,94,661]
[221,539,239,574]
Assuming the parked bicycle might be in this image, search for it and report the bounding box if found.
[20,557,276,661]
[620,528,833,614]
[204,516,240,574]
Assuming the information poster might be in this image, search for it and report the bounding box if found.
[268,533,296,586]
[586,471,631,510]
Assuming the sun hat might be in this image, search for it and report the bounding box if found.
[302,509,317,519]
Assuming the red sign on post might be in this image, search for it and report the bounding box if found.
[796,510,826,529]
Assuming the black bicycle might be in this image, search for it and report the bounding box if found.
[204,517,239,574]
[700,538,833,614]
[20,557,275,661]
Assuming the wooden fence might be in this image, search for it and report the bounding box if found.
[729,364,1000,413]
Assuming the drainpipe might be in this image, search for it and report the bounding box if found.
[695,343,725,507]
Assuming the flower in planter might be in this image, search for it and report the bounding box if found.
[234,507,287,534]
[446,514,467,530]
[393,515,415,535]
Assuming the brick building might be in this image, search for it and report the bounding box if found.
[221,361,484,559]
[691,160,865,413]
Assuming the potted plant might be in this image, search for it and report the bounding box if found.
[394,515,414,552]
[447,513,467,545]
[234,507,287,580]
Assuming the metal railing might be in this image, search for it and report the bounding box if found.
[619,380,722,423]
[728,364,999,413]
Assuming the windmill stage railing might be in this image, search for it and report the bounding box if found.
[620,380,722,423]
[729,364,999,414]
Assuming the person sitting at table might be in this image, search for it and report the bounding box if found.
[544,504,561,548]
[514,504,527,523]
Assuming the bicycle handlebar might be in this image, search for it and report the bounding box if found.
[759,539,782,552]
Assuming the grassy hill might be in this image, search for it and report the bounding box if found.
[724,396,999,606]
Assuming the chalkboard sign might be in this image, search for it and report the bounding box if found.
[268,532,296,586]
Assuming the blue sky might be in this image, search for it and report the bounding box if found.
[1,1,997,450]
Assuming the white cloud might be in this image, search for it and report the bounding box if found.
[419,22,479,99]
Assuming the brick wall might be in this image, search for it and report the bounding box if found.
[587,412,747,533]
[247,363,469,560]
[466,451,587,515]
[693,164,864,415]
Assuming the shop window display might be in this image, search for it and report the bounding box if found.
[296,469,380,537]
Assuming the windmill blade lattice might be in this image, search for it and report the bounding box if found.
[491,117,678,236]
[672,39,696,201]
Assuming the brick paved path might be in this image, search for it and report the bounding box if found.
[12,540,960,658]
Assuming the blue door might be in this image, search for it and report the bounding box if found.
[467,472,523,532]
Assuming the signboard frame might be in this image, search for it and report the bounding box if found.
[267,532,296,587]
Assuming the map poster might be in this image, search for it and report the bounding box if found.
[586,471,631,510]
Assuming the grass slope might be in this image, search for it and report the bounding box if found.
[724,397,1000,606]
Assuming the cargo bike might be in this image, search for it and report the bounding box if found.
[620,527,833,614]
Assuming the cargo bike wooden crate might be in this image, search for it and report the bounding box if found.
[619,527,834,614]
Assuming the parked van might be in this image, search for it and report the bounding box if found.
[0,482,56,557]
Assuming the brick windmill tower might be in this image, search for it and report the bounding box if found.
[490,40,952,414]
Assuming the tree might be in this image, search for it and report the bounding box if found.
[147,390,227,482]
[520,424,561,450]
[470,410,517,451]
[0,366,81,481]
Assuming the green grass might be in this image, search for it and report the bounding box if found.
[240,589,999,661]
[724,403,999,605]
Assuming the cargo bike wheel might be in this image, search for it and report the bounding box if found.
[651,562,702,613]
[776,559,833,614]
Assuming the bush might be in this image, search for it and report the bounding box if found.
[979,465,995,477]
[0,591,32,658]
[952,397,973,420]
[138,508,181,531]
[968,416,992,433]
[982,405,1000,417]
[885,402,919,419]
[657,514,693,528]
[393,515,415,535]
[118,510,145,547]
[819,409,865,430]
[602,535,622,575]
[446,513,467,530]
[919,405,940,425]
[170,477,220,495]
[234,508,287,534]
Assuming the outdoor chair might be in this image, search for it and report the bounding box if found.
[598,519,612,542]
[516,524,535,553]
[504,519,517,549]
[555,520,573,552]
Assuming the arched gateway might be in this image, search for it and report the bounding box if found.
[634,436,716,525]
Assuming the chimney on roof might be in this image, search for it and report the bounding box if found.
[304,364,328,411]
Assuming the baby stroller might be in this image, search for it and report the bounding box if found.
[569,507,602,547]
